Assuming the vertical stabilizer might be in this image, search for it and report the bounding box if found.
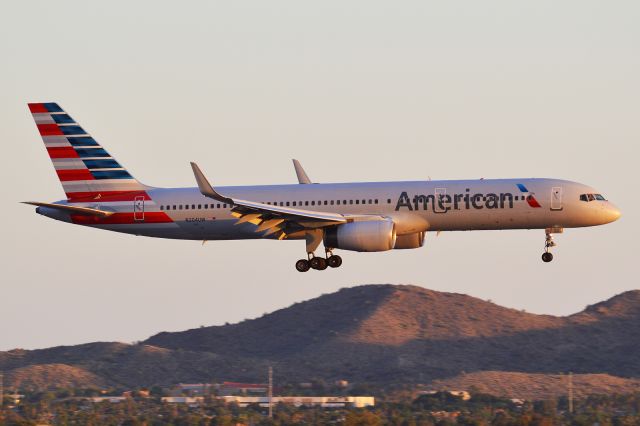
[28,102,148,202]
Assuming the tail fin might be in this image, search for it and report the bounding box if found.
[28,102,148,202]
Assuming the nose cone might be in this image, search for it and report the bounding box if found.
[604,203,622,223]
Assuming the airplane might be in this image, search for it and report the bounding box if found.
[25,102,621,271]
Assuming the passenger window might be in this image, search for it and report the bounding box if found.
[223,204,227,208]
[368,199,372,204]
[311,201,315,206]
[292,201,296,206]
[192,204,195,209]
[337,200,340,205]
[198,204,201,209]
[356,200,359,204]
[375,199,378,204]
[185,205,189,210]
[286,202,290,206]
[330,200,334,205]
[324,200,328,205]
[305,201,309,206]
[349,200,353,205]
[160,205,164,210]
[179,205,183,210]
[387,199,391,204]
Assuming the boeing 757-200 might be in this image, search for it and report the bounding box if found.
[25,103,621,271]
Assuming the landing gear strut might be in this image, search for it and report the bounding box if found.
[541,228,562,263]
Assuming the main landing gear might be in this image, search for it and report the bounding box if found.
[296,230,343,272]
[295,249,342,272]
[541,227,562,263]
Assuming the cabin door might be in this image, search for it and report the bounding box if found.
[550,187,563,211]
[133,196,145,221]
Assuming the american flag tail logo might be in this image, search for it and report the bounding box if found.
[28,102,148,203]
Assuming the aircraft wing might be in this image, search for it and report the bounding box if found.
[191,162,346,239]
[22,201,114,217]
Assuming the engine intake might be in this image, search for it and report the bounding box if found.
[324,219,396,252]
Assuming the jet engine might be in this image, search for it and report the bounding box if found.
[324,218,396,252]
[393,231,426,249]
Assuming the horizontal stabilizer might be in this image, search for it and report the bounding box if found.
[22,201,114,217]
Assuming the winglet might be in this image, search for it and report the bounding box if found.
[292,159,312,184]
[190,162,234,204]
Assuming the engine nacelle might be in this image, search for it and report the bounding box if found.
[324,219,396,252]
[393,231,426,249]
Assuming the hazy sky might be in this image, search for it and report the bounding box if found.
[1,1,638,351]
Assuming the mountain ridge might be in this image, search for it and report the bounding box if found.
[3,284,640,397]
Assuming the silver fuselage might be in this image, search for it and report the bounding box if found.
[38,178,621,241]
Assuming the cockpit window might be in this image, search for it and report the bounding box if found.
[580,193,607,202]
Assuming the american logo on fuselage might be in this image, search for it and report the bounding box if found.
[395,184,542,212]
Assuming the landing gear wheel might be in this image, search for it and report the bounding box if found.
[295,259,310,272]
[541,252,553,263]
[310,257,328,270]
[327,255,343,268]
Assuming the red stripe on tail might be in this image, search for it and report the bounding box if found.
[47,147,79,159]
[56,169,95,181]
[37,124,63,136]
[28,103,47,113]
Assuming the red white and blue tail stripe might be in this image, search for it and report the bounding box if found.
[28,102,148,202]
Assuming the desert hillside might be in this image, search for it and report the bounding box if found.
[2,284,640,397]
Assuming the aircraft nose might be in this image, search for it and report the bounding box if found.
[604,203,621,223]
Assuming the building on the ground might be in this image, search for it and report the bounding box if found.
[220,395,374,408]
[162,396,205,406]
[176,383,213,395]
[218,381,268,396]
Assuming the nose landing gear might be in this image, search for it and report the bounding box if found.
[542,227,562,263]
